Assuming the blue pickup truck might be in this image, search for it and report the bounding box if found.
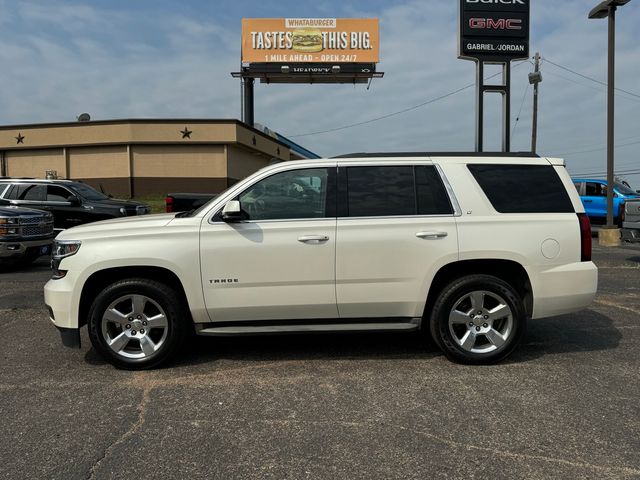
[572,178,640,225]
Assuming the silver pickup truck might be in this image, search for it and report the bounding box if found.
[622,199,640,242]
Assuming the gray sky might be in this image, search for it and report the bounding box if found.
[0,0,638,185]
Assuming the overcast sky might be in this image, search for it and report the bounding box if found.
[0,0,638,185]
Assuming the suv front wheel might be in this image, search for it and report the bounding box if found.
[88,278,188,369]
[429,275,526,364]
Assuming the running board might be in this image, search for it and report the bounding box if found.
[195,319,421,337]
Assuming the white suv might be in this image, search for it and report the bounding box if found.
[44,154,598,369]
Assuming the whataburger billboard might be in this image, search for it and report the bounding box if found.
[459,0,530,61]
[241,18,379,64]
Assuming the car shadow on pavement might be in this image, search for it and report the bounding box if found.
[83,309,622,368]
[507,309,622,363]
[83,331,440,368]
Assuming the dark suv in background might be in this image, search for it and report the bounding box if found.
[0,179,150,230]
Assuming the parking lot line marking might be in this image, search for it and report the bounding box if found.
[396,424,640,476]
[594,299,640,316]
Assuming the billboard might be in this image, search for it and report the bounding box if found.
[242,18,379,64]
[459,0,530,61]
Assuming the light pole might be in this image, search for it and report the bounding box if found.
[588,0,630,246]
[529,52,542,154]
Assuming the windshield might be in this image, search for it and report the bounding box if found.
[615,182,638,196]
[68,183,109,201]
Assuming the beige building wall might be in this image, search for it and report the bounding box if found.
[132,145,227,178]
[5,149,65,178]
[227,145,272,183]
[68,145,129,179]
[130,145,229,195]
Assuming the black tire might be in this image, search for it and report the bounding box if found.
[88,278,188,370]
[429,275,526,365]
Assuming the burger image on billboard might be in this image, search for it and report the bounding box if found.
[292,28,323,52]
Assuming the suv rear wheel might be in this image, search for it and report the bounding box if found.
[429,275,526,364]
[88,278,188,369]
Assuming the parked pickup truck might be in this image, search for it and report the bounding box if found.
[46,154,597,369]
[0,178,150,230]
[572,178,640,226]
[165,193,216,213]
[622,199,640,242]
[0,206,54,267]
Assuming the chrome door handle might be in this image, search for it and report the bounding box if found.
[416,231,448,240]
[298,235,329,244]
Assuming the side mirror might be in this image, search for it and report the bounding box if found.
[221,200,246,222]
[68,196,81,206]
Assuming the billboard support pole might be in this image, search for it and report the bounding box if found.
[243,77,255,127]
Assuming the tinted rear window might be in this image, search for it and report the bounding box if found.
[468,164,574,213]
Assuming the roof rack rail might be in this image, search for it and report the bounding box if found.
[332,151,541,159]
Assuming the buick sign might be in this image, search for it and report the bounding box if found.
[459,0,530,60]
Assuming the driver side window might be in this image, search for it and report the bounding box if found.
[238,168,331,221]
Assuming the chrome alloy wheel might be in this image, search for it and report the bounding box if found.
[100,294,169,359]
[448,290,514,354]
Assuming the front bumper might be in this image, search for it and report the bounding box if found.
[0,238,52,258]
[44,273,77,330]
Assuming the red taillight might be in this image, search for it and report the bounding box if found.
[577,213,592,262]
[165,196,173,213]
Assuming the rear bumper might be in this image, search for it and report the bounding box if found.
[529,261,598,319]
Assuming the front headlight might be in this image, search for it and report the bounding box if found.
[0,217,18,235]
[53,240,82,259]
[51,240,82,279]
[120,207,127,216]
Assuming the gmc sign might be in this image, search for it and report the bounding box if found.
[459,0,530,60]
[468,18,523,30]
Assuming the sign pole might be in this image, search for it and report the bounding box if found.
[475,61,484,152]
[502,62,511,153]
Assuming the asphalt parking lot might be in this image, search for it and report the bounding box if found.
[1,245,639,480]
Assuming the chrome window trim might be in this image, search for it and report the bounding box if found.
[338,214,457,221]
[210,217,337,225]
[210,214,457,225]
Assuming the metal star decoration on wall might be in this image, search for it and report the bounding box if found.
[180,127,192,139]
[15,133,25,144]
